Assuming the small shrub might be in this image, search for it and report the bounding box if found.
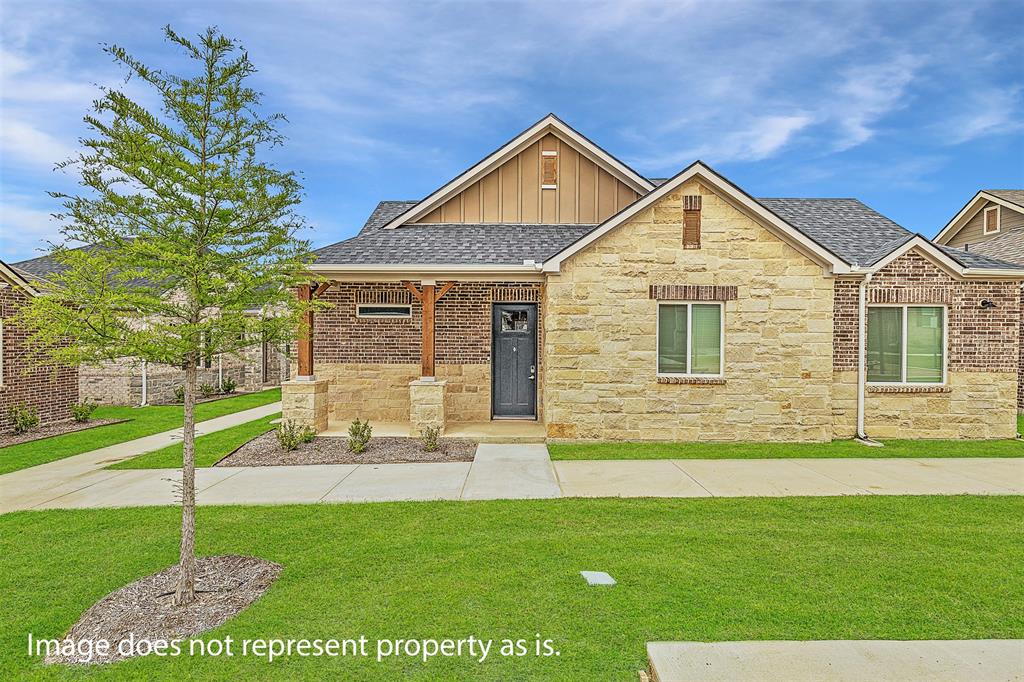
[221,377,237,394]
[276,419,315,451]
[71,400,98,423]
[8,403,40,435]
[421,425,441,452]
[348,418,372,453]
[199,383,217,398]
[173,385,185,403]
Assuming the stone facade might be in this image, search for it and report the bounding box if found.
[831,251,1020,439]
[409,379,446,436]
[281,379,328,431]
[543,180,835,442]
[0,284,78,428]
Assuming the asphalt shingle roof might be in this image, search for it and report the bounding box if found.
[313,197,1023,270]
[953,228,1024,267]
[13,243,99,282]
[757,198,915,267]
[986,190,1024,208]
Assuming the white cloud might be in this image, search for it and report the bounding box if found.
[0,198,61,261]
[830,56,922,151]
[941,87,1023,144]
[0,118,77,170]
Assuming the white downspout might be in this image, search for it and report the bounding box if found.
[140,360,148,407]
[857,273,882,445]
[218,354,223,390]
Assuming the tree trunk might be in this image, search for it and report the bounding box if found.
[174,360,198,606]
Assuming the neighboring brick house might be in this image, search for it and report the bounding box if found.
[934,190,1024,411]
[283,115,1024,441]
[0,261,78,428]
[12,248,289,406]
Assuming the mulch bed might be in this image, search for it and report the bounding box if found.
[45,555,281,665]
[0,418,127,449]
[215,431,477,466]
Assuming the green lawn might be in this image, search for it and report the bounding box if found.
[0,389,281,475]
[549,414,1024,460]
[1,496,1020,680]
[108,414,280,469]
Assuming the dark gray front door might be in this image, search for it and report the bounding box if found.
[491,303,537,418]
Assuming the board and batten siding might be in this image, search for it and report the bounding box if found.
[414,133,640,225]
[946,201,1024,249]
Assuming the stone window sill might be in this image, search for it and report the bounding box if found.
[656,376,726,385]
[867,385,950,394]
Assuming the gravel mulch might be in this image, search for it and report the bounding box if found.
[45,555,281,665]
[216,431,477,466]
[0,419,127,449]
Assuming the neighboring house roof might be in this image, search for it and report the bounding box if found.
[13,243,103,285]
[0,260,39,297]
[935,189,1024,244]
[379,114,656,230]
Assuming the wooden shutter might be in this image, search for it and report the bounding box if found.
[542,154,558,187]
[985,207,999,234]
[683,195,701,248]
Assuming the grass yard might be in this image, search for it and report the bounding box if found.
[549,414,1024,460]
[2,496,1021,680]
[0,389,281,475]
[108,414,280,469]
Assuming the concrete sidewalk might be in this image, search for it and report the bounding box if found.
[646,640,1024,682]
[0,402,282,513]
[2,439,1021,512]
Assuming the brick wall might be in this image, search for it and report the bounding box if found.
[312,281,543,365]
[833,252,1020,373]
[831,251,1020,438]
[0,285,78,428]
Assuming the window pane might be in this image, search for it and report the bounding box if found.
[906,307,943,383]
[690,304,722,374]
[657,305,687,373]
[867,307,902,382]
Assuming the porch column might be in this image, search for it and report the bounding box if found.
[296,283,314,380]
[421,282,435,378]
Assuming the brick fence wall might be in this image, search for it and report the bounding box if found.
[0,285,78,428]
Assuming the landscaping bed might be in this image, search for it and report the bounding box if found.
[46,555,281,665]
[0,418,128,449]
[215,432,477,466]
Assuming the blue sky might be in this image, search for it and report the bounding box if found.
[1,0,1022,262]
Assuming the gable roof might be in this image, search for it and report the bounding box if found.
[0,260,39,297]
[542,161,854,273]
[380,114,656,230]
[934,189,1024,244]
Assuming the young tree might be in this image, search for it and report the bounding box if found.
[16,26,315,605]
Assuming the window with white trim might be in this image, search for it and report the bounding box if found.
[867,305,945,384]
[656,302,723,376]
[356,304,411,319]
[983,205,1000,235]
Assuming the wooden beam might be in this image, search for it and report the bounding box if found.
[297,284,314,377]
[421,283,435,377]
[435,281,456,301]
[312,281,332,298]
[403,280,423,301]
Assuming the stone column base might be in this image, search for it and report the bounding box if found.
[410,378,447,436]
[282,379,328,432]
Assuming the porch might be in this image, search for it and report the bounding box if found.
[281,278,544,437]
[320,420,547,443]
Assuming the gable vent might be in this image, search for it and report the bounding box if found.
[541,150,558,188]
[683,195,701,249]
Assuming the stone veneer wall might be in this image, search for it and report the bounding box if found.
[308,281,542,424]
[0,284,78,428]
[543,179,835,442]
[832,251,1020,439]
